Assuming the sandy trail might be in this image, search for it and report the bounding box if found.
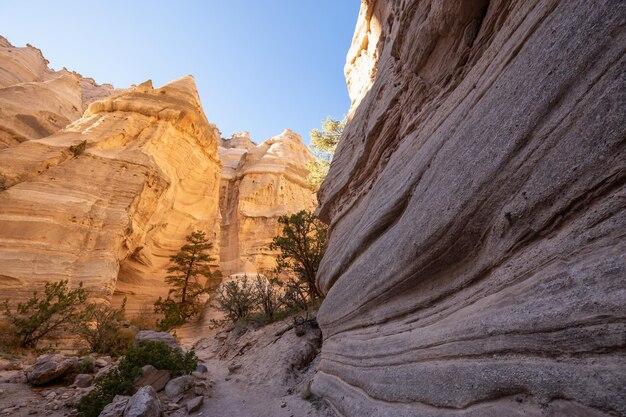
[177,305,333,417]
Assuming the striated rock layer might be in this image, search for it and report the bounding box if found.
[218,130,317,277]
[0,76,222,311]
[0,36,115,150]
[313,1,626,416]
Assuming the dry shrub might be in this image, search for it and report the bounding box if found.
[0,318,20,353]
[129,305,159,331]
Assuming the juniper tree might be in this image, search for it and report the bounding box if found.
[270,210,327,300]
[155,230,215,329]
[307,116,345,189]
[3,280,88,348]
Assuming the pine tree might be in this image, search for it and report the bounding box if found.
[270,210,327,299]
[155,231,215,329]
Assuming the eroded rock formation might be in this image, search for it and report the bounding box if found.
[0,37,317,311]
[218,130,317,277]
[313,1,626,416]
[0,36,115,150]
[0,76,222,311]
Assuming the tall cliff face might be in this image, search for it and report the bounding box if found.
[0,76,222,311]
[0,36,115,150]
[313,1,626,416]
[218,130,317,277]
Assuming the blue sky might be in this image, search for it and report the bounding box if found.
[0,1,360,143]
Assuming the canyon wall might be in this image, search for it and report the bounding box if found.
[313,1,626,416]
[0,37,316,310]
[0,75,222,311]
[218,130,317,277]
[0,36,115,150]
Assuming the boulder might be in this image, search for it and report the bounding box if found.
[24,354,77,385]
[185,396,203,413]
[134,365,171,392]
[98,395,130,417]
[123,386,161,417]
[73,373,93,388]
[134,331,179,351]
[164,375,193,402]
[194,364,207,374]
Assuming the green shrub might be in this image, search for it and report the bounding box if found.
[154,298,187,331]
[253,275,283,321]
[281,278,311,318]
[76,341,197,417]
[78,357,95,374]
[213,275,256,323]
[77,299,132,356]
[3,280,88,348]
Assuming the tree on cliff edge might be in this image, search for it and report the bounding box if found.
[307,116,345,190]
[270,210,327,299]
[154,230,216,330]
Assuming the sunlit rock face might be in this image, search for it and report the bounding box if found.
[218,130,317,277]
[313,1,626,416]
[0,36,115,149]
[0,76,222,311]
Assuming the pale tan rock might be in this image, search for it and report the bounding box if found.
[0,36,115,149]
[218,129,317,277]
[0,75,222,312]
[313,1,626,416]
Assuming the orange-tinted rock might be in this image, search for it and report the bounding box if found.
[0,76,221,311]
[218,130,316,277]
[0,36,115,149]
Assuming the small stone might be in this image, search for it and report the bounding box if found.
[164,375,193,402]
[124,386,161,417]
[98,395,130,417]
[195,364,207,373]
[73,373,93,388]
[191,371,206,379]
[134,365,171,391]
[166,402,180,410]
[134,330,179,351]
[95,357,110,368]
[186,396,204,413]
[227,364,241,374]
[280,401,287,408]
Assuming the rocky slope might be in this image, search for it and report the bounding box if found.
[313,1,626,416]
[0,36,115,150]
[218,130,317,277]
[0,76,222,311]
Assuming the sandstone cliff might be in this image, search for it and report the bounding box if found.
[0,76,222,311]
[313,1,626,416]
[218,130,317,277]
[0,36,115,149]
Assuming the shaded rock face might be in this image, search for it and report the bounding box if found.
[0,36,115,150]
[0,75,222,310]
[313,1,626,416]
[218,130,317,277]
